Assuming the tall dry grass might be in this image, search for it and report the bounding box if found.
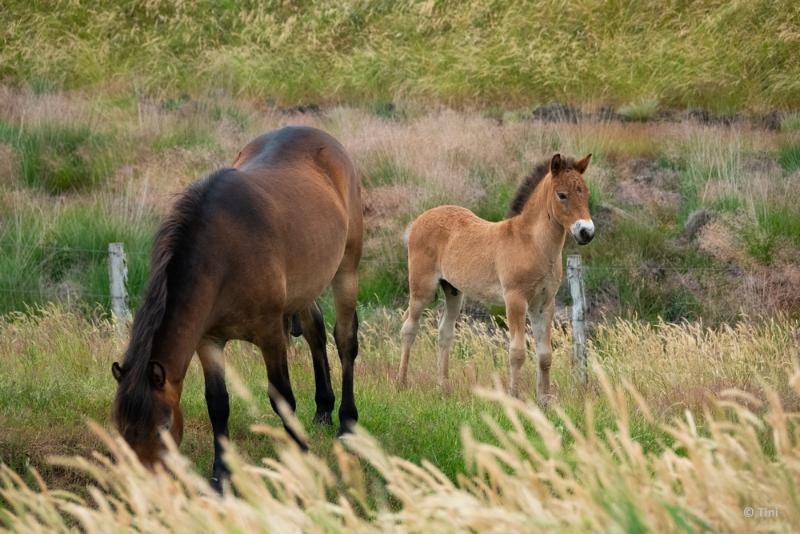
[1,308,799,531]
[1,367,799,532]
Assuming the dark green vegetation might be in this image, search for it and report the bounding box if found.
[0,120,113,193]
[2,1,799,110]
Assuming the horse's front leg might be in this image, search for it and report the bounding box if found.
[197,340,230,493]
[504,291,528,398]
[529,299,555,406]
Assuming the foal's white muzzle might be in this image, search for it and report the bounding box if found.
[570,219,595,245]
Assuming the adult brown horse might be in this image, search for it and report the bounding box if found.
[111,126,362,491]
[398,154,593,403]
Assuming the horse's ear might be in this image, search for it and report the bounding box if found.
[112,362,124,383]
[550,153,563,175]
[148,360,166,389]
[575,153,592,174]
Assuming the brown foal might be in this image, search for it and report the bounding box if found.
[399,153,594,402]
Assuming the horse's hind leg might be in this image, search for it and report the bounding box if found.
[259,318,306,450]
[298,301,335,425]
[331,261,360,436]
[437,281,463,391]
[198,340,230,492]
[398,265,438,386]
[504,291,528,398]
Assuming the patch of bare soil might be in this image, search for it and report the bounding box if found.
[614,158,681,210]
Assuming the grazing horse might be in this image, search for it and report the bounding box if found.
[111,126,362,490]
[398,153,594,402]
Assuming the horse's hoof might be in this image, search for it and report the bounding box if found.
[313,412,333,425]
[336,422,355,439]
[210,476,224,494]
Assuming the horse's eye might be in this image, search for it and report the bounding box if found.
[557,192,568,201]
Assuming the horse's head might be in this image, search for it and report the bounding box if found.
[111,360,184,467]
[549,153,594,245]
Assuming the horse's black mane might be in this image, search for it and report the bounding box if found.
[506,156,576,218]
[112,168,234,441]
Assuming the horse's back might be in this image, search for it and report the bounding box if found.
[407,205,489,250]
[175,127,362,336]
[234,126,361,239]
[234,127,355,185]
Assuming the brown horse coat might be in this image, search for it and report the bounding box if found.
[112,126,362,489]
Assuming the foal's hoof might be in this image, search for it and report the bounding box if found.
[313,411,333,426]
[538,394,557,408]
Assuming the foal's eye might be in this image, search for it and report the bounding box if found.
[557,192,568,201]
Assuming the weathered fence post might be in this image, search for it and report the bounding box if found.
[108,242,131,331]
[567,255,587,384]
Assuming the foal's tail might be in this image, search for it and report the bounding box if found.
[402,222,414,246]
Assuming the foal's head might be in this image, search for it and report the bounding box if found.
[111,360,184,467]
[548,153,594,245]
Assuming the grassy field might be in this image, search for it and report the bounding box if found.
[1,306,798,530]
[2,3,800,529]
[2,1,800,110]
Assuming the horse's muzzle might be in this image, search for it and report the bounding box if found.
[571,219,595,245]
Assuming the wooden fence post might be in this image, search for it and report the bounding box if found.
[567,255,587,384]
[108,242,131,329]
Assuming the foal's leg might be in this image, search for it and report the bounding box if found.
[504,291,528,398]
[437,283,464,390]
[332,263,360,436]
[398,273,438,386]
[259,320,306,450]
[197,340,230,492]
[298,301,335,425]
[530,300,556,406]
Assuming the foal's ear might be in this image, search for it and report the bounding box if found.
[111,362,124,383]
[575,153,592,174]
[148,360,166,389]
[550,153,563,175]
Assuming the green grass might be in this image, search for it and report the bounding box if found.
[0,120,114,194]
[778,143,800,173]
[153,125,216,153]
[363,157,419,187]
[617,98,659,121]
[0,203,156,315]
[572,217,711,321]
[1,2,799,110]
[473,166,515,222]
[744,204,800,264]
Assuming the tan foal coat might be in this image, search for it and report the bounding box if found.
[399,153,594,401]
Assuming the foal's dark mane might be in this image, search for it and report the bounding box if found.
[506,156,576,218]
[113,168,234,437]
